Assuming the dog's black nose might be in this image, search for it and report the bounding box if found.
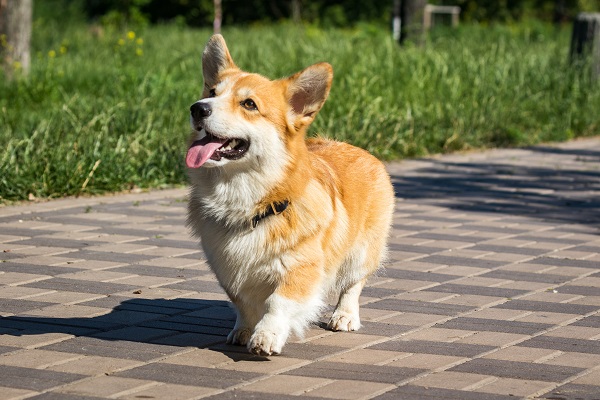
[190,102,212,120]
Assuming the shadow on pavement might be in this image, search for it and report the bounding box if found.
[390,146,600,228]
[0,298,271,361]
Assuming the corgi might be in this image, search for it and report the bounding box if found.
[186,34,395,356]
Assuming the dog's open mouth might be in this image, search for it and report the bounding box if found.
[186,132,249,168]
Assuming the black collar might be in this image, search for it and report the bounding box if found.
[251,200,289,229]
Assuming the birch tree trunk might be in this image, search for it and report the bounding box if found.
[0,0,32,79]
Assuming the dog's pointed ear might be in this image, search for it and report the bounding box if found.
[202,34,236,92]
[286,62,333,129]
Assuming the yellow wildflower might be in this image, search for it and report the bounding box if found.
[13,61,22,70]
[59,46,67,54]
[127,31,136,40]
[118,38,125,46]
[135,48,143,56]
[48,50,56,58]
[136,38,143,45]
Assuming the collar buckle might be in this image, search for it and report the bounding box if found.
[251,200,289,229]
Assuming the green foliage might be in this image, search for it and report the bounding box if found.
[79,0,599,28]
[1,21,599,202]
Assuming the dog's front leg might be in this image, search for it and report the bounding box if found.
[247,293,294,356]
[227,298,262,346]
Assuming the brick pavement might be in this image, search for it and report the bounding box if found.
[0,138,599,399]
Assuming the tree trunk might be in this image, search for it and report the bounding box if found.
[400,0,426,46]
[0,0,32,79]
[570,13,600,80]
[213,0,222,34]
[392,0,401,42]
[291,0,301,24]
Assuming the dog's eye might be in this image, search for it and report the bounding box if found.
[209,88,217,98]
[241,99,258,111]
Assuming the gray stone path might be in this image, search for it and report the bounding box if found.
[0,138,599,399]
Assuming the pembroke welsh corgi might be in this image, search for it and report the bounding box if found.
[186,34,395,356]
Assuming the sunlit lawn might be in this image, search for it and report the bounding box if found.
[1,21,599,201]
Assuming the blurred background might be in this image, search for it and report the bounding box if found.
[1,0,599,201]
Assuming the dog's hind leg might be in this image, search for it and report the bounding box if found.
[328,236,387,332]
[327,278,366,331]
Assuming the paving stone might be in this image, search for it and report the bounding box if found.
[160,279,225,293]
[424,284,527,298]
[529,257,599,269]
[140,316,232,336]
[557,285,600,296]
[409,370,495,390]
[238,375,333,397]
[436,317,553,335]
[0,316,98,336]
[0,270,53,285]
[449,358,584,382]
[0,349,83,369]
[493,299,599,315]
[23,277,140,295]
[416,255,506,269]
[47,355,140,375]
[285,361,425,384]
[205,390,327,400]
[540,383,600,400]
[369,339,495,358]
[468,244,548,256]
[0,262,85,276]
[483,346,560,363]
[27,393,107,400]
[480,269,573,284]
[70,250,156,264]
[572,315,600,328]
[118,383,219,400]
[41,337,184,361]
[115,362,262,388]
[518,336,600,354]
[354,321,414,337]
[373,385,519,400]
[150,332,225,348]
[378,269,458,283]
[364,299,474,316]
[0,299,56,315]
[544,325,600,339]
[0,365,86,391]
[303,379,395,399]
[0,345,18,354]
[15,237,103,250]
[476,377,552,397]
[57,376,156,398]
[400,327,474,342]
[111,264,208,278]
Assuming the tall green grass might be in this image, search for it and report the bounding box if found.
[1,22,599,202]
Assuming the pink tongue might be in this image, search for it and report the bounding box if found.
[186,137,227,168]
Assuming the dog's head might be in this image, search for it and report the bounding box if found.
[186,34,332,171]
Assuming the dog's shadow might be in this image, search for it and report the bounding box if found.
[0,298,275,362]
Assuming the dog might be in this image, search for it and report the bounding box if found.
[186,34,395,356]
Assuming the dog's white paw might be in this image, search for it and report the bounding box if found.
[247,330,283,356]
[227,328,252,346]
[327,311,361,331]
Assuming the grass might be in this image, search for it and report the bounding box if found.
[1,20,599,202]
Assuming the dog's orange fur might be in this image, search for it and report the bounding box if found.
[187,34,395,355]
